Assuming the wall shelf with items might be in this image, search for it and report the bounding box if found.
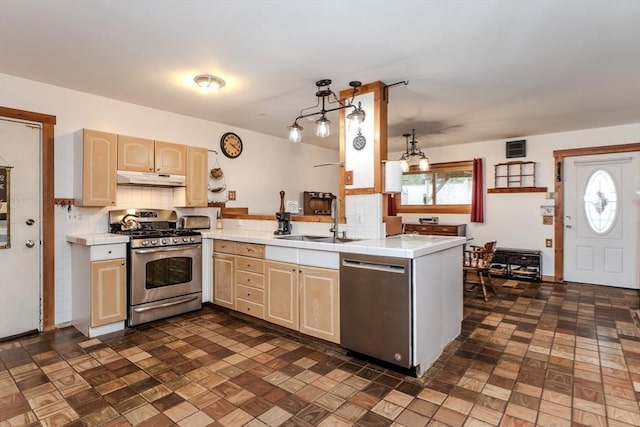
[487,161,547,193]
[303,191,336,215]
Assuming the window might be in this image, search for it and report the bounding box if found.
[397,160,473,214]
[583,169,617,234]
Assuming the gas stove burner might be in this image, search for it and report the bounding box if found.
[108,208,202,248]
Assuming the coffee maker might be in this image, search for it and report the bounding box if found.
[274,212,292,235]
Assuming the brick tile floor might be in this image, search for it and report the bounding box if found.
[1,279,639,426]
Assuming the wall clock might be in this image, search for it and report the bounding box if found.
[220,132,243,158]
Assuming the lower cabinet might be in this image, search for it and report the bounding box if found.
[213,252,235,309]
[299,266,340,343]
[265,261,299,330]
[213,239,340,344]
[70,242,127,338]
[264,260,340,344]
[90,259,126,327]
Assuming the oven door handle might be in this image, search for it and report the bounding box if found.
[133,295,200,313]
[133,245,201,254]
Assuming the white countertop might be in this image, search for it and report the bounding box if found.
[67,229,465,258]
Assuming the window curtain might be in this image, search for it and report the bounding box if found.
[387,194,397,216]
[470,158,484,223]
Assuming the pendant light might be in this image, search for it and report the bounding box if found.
[399,129,429,172]
[287,79,365,143]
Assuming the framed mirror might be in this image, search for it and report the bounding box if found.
[0,166,10,248]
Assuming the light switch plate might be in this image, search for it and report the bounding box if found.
[228,190,236,200]
[344,170,353,185]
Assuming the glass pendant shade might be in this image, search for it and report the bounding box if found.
[419,157,429,171]
[400,160,409,172]
[315,117,331,138]
[287,123,303,143]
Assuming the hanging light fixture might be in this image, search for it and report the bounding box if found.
[287,79,365,143]
[400,129,430,172]
[194,74,226,93]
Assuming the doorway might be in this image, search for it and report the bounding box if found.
[0,118,42,338]
[554,143,640,287]
[0,106,56,337]
[563,152,638,288]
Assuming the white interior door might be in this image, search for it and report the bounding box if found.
[0,118,42,338]
[564,152,639,288]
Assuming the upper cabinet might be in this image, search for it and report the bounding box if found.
[174,145,208,207]
[117,135,154,172]
[154,141,186,175]
[76,129,117,206]
[118,136,186,175]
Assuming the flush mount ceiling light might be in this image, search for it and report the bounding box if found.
[287,79,365,143]
[400,129,429,172]
[194,74,226,92]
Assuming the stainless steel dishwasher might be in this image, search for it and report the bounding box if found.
[340,253,412,368]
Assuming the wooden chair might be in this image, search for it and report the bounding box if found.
[463,241,497,301]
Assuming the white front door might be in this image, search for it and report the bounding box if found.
[563,152,639,288]
[0,118,42,338]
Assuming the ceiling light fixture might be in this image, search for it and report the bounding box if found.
[194,74,226,93]
[287,79,365,143]
[400,129,429,172]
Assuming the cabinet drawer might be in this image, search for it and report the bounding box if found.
[236,270,264,289]
[214,240,236,254]
[236,299,264,319]
[236,242,265,258]
[236,284,264,304]
[432,226,457,235]
[90,244,127,261]
[236,256,264,274]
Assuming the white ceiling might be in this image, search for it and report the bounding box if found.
[2,0,640,152]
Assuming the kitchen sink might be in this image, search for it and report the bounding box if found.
[276,235,360,244]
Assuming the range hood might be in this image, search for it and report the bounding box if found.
[116,170,186,187]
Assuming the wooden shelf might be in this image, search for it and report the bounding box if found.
[488,187,547,193]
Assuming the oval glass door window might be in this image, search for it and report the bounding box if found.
[583,169,617,234]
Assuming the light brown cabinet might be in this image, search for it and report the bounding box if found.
[234,243,266,319]
[118,136,186,175]
[265,261,299,330]
[90,259,126,327]
[77,129,118,206]
[213,252,235,309]
[264,261,340,342]
[117,135,154,172]
[154,141,186,175]
[175,145,208,207]
[212,239,340,343]
[299,266,340,343]
[71,243,127,338]
[213,241,267,314]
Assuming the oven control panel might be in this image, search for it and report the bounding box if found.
[130,235,202,249]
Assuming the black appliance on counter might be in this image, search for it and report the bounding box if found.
[274,211,291,235]
[109,209,202,326]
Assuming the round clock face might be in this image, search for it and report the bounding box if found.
[220,132,243,158]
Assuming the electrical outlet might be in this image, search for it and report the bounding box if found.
[228,190,236,200]
[545,238,553,248]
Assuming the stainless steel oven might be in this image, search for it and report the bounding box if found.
[109,209,203,326]
[129,238,202,326]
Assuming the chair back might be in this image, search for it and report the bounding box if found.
[463,240,497,269]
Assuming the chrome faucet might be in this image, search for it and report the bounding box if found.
[330,197,339,239]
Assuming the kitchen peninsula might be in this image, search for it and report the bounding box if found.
[203,228,465,377]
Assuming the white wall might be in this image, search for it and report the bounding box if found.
[392,122,640,278]
[1,73,340,324]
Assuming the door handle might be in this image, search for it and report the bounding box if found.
[565,225,572,229]
[26,219,35,226]
[26,240,35,248]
